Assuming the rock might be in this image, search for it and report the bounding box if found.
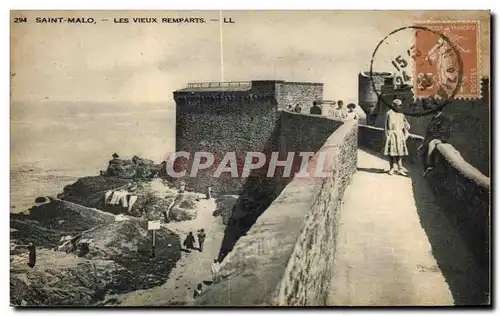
[105,155,162,180]
[59,176,130,208]
[10,249,122,306]
[11,218,182,306]
[168,207,197,222]
[34,197,50,204]
[27,199,115,232]
[213,195,239,225]
[166,193,200,222]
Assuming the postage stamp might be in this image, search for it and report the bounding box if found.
[414,21,480,99]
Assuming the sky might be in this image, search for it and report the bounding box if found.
[10,10,490,105]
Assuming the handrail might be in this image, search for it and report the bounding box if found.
[187,81,252,88]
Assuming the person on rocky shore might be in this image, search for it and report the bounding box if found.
[197,229,206,252]
[15,242,36,268]
[183,232,196,250]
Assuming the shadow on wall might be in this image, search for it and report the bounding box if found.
[409,164,490,305]
[217,116,287,261]
[217,112,344,261]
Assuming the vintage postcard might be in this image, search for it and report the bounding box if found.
[10,10,491,307]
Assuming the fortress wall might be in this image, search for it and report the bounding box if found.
[405,95,490,176]
[217,111,344,261]
[358,124,490,268]
[196,120,358,306]
[276,82,323,112]
[426,143,490,268]
[174,92,279,194]
[173,81,323,194]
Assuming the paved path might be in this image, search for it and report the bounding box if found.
[109,198,224,306]
[328,149,485,306]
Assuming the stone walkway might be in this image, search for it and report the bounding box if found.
[328,149,485,306]
[108,198,225,306]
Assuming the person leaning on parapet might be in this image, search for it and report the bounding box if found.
[384,99,411,176]
[333,100,346,119]
[419,110,452,177]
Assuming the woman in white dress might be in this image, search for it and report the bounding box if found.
[384,99,411,175]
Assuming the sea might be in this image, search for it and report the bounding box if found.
[10,101,175,213]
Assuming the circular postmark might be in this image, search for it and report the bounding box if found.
[370,25,464,117]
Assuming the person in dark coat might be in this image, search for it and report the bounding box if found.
[27,243,36,268]
[197,229,206,252]
[309,101,322,115]
[183,232,196,250]
[419,110,452,177]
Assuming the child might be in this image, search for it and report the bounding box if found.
[384,99,410,176]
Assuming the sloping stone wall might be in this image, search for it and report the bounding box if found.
[426,143,490,268]
[195,120,358,306]
[359,124,490,269]
[216,112,344,261]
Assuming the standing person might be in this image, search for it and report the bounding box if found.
[211,259,221,283]
[345,103,359,120]
[419,110,452,177]
[197,229,206,252]
[27,242,36,268]
[333,101,346,119]
[193,283,203,299]
[384,99,411,176]
[183,232,196,250]
[294,104,302,113]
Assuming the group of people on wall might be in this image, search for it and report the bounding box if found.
[285,100,359,121]
[383,98,451,177]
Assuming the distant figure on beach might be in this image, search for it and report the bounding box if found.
[384,99,411,176]
[211,259,221,283]
[333,100,346,119]
[12,242,37,268]
[294,104,302,113]
[197,229,206,252]
[183,232,195,250]
[193,283,203,299]
[27,242,36,268]
[419,110,452,177]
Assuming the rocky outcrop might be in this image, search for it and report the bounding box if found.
[58,176,131,209]
[105,155,163,179]
[10,200,181,306]
[58,169,201,223]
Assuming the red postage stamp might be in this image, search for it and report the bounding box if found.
[414,21,480,99]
